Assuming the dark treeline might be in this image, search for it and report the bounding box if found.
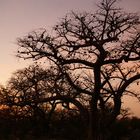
[0,98,140,140]
[0,102,85,140]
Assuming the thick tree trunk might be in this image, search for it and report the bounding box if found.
[87,65,109,140]
[89,65,100,140]
[87,109,110,140]
[86,98,121,140]
[87,109,99,140]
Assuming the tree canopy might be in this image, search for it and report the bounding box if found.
[7,0,140,139]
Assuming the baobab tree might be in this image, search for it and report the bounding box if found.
[16,0,140,139]
[4,65,87,123]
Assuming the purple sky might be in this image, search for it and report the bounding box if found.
[0,0,140,116]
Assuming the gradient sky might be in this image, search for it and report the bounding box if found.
[0,0,140,116]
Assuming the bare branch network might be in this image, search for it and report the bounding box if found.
[3,0,139,139]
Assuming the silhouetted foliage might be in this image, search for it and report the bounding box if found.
[0,64,88,139]
[0,106,139,140]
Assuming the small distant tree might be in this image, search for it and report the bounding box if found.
[16,0,140,139]
[5,65,49,119]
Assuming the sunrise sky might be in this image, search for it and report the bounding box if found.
[0,0,140,116]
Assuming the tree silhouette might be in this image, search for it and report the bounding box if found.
[16,0,140,139]
[3,65,87,123]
